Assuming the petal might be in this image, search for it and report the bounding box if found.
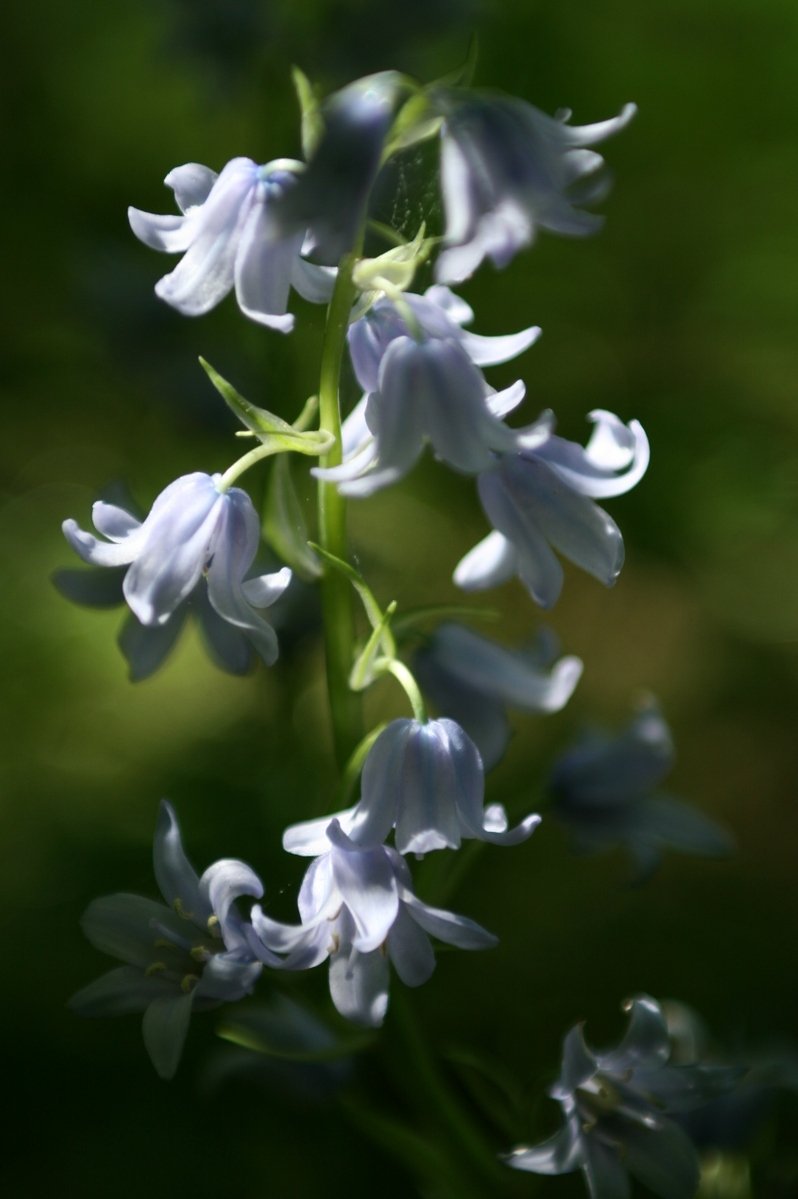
[283,807,359,857]
[404,895,498,950]
[154,158,257,316]
[534,414,649,499]
[328,825,399,953]
[459,323,541,367]
[354,720,419,851]
[560,1023,599,1089]
[142,991,195,1080]
[80,893,175,968]
[423,285,474,326]
[205,489,281,664]
[490,457,625,591]
[581,1138,631,1199]
[476,471,565,607]
[392,719,473,855]
[486,379,526,419]
[328,944,390,1027]
[555,102,637,148]
[290,257,337,304]
[193,585,254,675]
[153,799,210,925]
[199,857,263,950]
[248,906,329,969]
[387,906,436,986]
[194,953,262,1002]
[91,502,142,541]
[62,518,142,568]
[453,529,518,591]
[123,474,223,625]
[127,208,194,254]
[52,566,126,609]
[240,566,292,608]
[164,162,218,212]
[69,965,171,1017]
[234,198,303,331]
[506,1122,584,1175]
[610,996,671,1066]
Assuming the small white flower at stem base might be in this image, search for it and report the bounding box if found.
[62,472,291,665]
[283,717,540,857]
[248,820,498,1028]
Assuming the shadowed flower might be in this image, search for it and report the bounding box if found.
[315,285,545,496]
[70,801,273,1079]
[129,158,335,329]
[414,624,583,769]
[507,996,737,1199]
[247,820,497,1027]
[431,89,636,283]
[62,472,291,667]
[283,717,540,857]
[549,699,734,877]
[454,408,649,608]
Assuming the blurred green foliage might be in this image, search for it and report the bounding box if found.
[2,0,797,1194]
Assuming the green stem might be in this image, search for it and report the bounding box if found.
[377,657,427,722]
[317,249,362,768]
[217,442,281,491]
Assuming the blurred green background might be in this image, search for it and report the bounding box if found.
[2,0,797,1194]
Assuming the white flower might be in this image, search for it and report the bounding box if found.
[432,90,636,284]
[129,158,335,329]
[62,472,291,665]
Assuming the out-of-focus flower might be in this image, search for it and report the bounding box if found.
[62,472,291,666]
[549,699,734,877]
[283,717,540,856]
[454,409,649,608]
[129,158,335,329]
[431,89,636,283]
[414,624,583,769]
[274,71,405,263]
[248,820,497,1027]
[70,801,272,1079]
[507,995,736,1199]
[315,285,545,496]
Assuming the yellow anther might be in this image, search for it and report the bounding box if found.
[180,973,200,994]
[145,961,168,977]
[173,898,194,921]
[207,915,222,938]
[190,945,211,963]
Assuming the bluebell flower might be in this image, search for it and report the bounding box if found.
[247,820,497,1027]
[549,699,734,877]
[315,285,546,496]
[454,408,649,608]
[507,996,736,1199]
[283,717,540,857]
[129,158,336,329]
[62,472,291,666]
[431,89,636,284]
[70,801,274,1079]
[414,624,583,769]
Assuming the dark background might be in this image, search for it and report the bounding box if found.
[2,0,797,1194]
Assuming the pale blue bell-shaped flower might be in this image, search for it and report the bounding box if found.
[315,285,546,497]
[247,820,497,1027]
[455,409,649,608]
[432,89,637,284]
[507,995,737,1199]
[62,472,291,666]
[414,624,583,769]
[70,801,273,1079]
[283,717,540,857]
[549,699,734,877]
[128,158,336,329]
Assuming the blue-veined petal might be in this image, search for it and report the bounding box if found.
[328,942,390,1027]
[582,1138,632,1199]
[386,906,436,986]
[194,953,262,1003]
[199,857,263,950]
[80,893,174,967]
[459,322,541,366]
[535,413,649,499]
[153,799,210,925]
[290,257,337,303]
[91,502,142,541]
[233,197,303,331]
[453,529,519,592]
[327,822,399,953]
[506,1122,584,1175]
[127,209,195,253]
[69,965,174,1017]
[164,162,218,212]
[403,895,498,950]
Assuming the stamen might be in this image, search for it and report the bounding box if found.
[180,973,200,993]
[145,962,168,977]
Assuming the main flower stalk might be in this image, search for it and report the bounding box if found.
[318,248,363,766]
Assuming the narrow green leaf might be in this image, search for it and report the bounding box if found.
[200,357,333,455]
[350,602,397,690]
[263,456,321,581]
[308,543,396,655]
[392,604,501,638]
